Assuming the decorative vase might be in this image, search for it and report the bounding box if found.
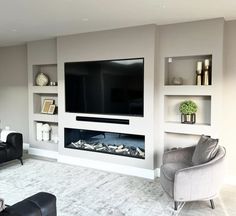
[42,124,51,141]
[181,113,196,124]
[35,73,49,86]
[36,123,43,141]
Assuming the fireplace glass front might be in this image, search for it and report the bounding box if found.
[64,128,145,159]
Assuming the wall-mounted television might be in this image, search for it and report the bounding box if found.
[65,58,144,116]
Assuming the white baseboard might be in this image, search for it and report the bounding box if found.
[27,147,159,179]
[58,154,156,179]
[23,143,30,150]
[28,147,58,159]
[154,168,160,178]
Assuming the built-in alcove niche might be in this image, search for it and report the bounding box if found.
[32,64,57,86]
[164,132,201,151]
[164,55,212,86]
[164,95,211,126]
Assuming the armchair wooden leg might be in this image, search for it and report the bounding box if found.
[210,199,215,209]
[19,158,23,165]
[174,201,178,211]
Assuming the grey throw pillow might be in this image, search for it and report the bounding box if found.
[192,135,219,165]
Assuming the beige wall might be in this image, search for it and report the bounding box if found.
[0,45,28,141]
[223,20,236,178]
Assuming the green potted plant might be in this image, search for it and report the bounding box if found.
[179,100,198,124]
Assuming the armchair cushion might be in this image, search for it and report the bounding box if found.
[161,162,190,181]
[163,146,195,164]
[192,135,219,165]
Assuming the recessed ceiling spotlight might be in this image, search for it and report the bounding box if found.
[11,29,17,32]
[82,18,89,22]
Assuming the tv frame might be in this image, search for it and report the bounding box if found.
[64,57,145,117]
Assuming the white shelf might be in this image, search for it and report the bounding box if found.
[32,86,58,94]
[163,85,212,96]
[33,113,58,123]
[164,122,211,135]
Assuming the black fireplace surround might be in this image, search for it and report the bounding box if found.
[64,128,145,159]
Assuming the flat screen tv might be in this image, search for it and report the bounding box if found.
[65,58,144,116]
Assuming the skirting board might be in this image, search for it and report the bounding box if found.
[27,146,160,179]
[23,143,30,150]
[28,147,59,159]
[58,155,160,179]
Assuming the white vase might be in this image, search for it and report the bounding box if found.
[43,131,50,141]
[36,73,49,86]
[36,123,43,141]
[42,124,51,141]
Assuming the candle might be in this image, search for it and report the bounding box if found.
[197,61,202,71]
[204,59,210,67]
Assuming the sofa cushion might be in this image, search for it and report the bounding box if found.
[161,162,190,181]
[1,192,56,216]
[0,130,16,142]
[192,135,219,165]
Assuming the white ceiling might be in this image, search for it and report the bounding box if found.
[1,0,236,47]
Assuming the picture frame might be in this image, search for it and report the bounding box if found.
[48,104,56,115]
[41,99,54,114]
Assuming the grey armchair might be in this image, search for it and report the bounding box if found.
[160,145,226,210]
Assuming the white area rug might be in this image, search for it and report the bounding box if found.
[0,158,179,216]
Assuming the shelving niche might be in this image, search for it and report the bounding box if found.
[162,53,215,151]
[164,132,201,151]
[28,39,58,151]
[34,121,58,145]
[30,66,58,148]
[164,95,211,125]
[32,64,57,86]
[33,93,58,115]
[165,55,212,86]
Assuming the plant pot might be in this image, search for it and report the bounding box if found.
[181,113,196,124]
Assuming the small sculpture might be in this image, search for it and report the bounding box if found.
[196,61,202,85]
[203,59,210,85]
[42,124,51,141]
[172,77,183,85]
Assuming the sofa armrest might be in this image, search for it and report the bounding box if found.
[6,133,23,150]
[174,155,225,202]
[1,192,56,216]
[163,146,195,164]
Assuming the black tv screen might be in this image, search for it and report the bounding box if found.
[65,58,144,116]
